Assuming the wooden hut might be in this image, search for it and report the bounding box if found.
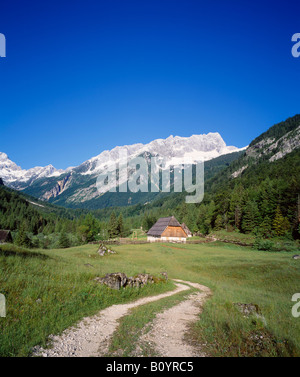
[147,216,187,243]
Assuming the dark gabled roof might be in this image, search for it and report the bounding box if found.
[147,216,182,236]
[181,223,192,235]
[0,230,12,242]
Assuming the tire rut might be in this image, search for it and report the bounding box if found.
[31,279,211,357]
[136,279,211,357]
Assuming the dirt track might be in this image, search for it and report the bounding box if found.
[32,279,211,357]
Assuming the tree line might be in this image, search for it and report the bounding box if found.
[1,141,299,249]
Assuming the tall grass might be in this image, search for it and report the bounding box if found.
[0,244,172,356]
[1,241,300,356]
[111,242,300,356]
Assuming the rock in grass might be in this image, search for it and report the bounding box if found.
[97,243,116,256]
[94,275,121,290]
[94,273,127,290]
[98,249,106,256]
[234,303,267,325]
[234,303,261,316]
[160,272,168,281]
[94,272,154,290]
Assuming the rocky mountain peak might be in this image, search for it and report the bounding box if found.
[0,131,245,191]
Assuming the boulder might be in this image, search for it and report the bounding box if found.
[98,249,106,256]
[137,273,154,285]
[97,243,116,256]
[127,277,141,288]
[234,303,261,316]
[95,272,155,290]
[104,275,121,290]
[94,273,127,290]
[113,272,127,287]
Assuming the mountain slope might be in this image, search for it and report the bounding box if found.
[1,132,245,209]
[101,114,300,238]
[0,184,64,236]
[208,114,300,187]
[0,152,64,190]
[161,114,300,237]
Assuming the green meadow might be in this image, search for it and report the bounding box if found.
[0,241,300,357]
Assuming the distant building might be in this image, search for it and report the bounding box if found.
[147,216,188,243]
[0,230,13,244]
[181,223,192,237]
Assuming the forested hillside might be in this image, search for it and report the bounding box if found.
[141,115,300,240]
[0,185,102,247]
[22,149,243,210]
[0,150,245,247]
[1,115,299,247]
[250,114,300,146]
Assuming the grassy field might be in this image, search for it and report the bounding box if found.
[0,241,300,356]
[209,230,256,245]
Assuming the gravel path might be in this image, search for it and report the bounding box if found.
[31,279,210,357]
[138,279,211,357]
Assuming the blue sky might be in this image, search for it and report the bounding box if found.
[0,0,299,169]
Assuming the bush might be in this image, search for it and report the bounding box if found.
[253,238,275,251]
[15,229,32,248]
[253,237,300,252]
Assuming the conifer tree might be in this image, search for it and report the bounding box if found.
[273,206,290,236]
[59,231,70,248]
[242,201,260,233]
[15,225,32,248]
[260,216,273,237]
[214,214,224,231]
[142,214,156,232]
[229,185,245,229]
[108,211,118,238]
[117,213,124,237]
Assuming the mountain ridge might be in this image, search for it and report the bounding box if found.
[0,132,245,207]
[2,115,299,211]
[0,114,299,239]
[0,132,244,188]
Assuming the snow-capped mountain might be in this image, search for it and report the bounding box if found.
[0,132,246,208]
[0,132,243,188]
[0,152,64,189]
[72,132,244,176]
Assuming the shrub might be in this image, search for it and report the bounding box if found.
[253,237,300,252]
[253,238,275,251]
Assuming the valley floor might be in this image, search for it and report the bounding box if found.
[0,241,300,357]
